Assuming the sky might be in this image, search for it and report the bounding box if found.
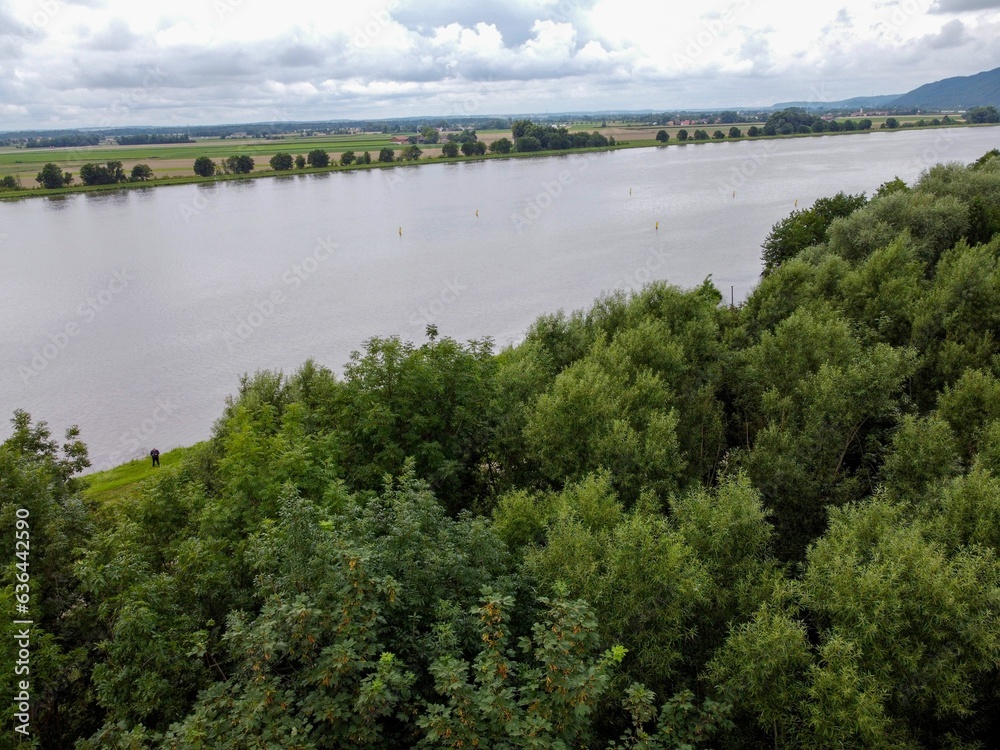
[1,0,999,130]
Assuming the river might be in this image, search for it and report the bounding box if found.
[1,126,997,470]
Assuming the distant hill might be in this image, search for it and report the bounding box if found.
[774,68,1000,112]
[891,67,1000,109]
[771,95,901,111]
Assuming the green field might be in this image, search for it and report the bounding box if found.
[0,129,516,180]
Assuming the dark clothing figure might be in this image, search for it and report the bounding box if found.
[150,448,160,467]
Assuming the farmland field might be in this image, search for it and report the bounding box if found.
[0,129,515,180]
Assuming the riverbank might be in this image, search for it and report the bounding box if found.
[0,121,986,201]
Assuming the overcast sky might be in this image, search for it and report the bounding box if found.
[1,0,999,130]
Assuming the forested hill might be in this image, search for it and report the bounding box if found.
[892,65,1000,109]
[5,151,1000,748]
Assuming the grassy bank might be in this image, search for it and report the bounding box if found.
[2,117,984,200]
[82,443,206,507]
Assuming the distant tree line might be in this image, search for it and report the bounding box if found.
[25,134,101,149]
[114,134,192,146]
[966,106,1000,123]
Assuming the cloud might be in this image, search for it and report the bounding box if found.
[81,18,140,52]
[0,0,995,130]
[925,18,969,47]
[276,43,327,67]
[738,28,774,73]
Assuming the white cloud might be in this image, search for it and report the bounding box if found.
[0,0,998,129]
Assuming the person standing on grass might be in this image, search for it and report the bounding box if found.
[150,448,160,467]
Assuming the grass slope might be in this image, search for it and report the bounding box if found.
[82,443,205,506]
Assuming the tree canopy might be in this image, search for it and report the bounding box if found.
[7,150,1000,749]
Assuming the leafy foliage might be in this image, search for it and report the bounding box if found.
[9,149,1000,748]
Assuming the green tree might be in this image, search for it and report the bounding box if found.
[268,152,293,171]
[460,140,477,156]
[0,174,20,190]
[676,129,688,141]
[306,149,329,168]
[801,499,1000,746]
[655,129,669,142]
[709,601,812,748]
[515,135,542,152]
[1,411,96,745]
[489,137,513,153]
[339,150,356,166]
[734,306,915,559]
[79,161,127,185]
[193,156,216,177]
[728,126,742,138]
[160,489,417,748]
[401,144,422,160]
[761,191,868,273]
[965,105,1000,124]
[884,117,900,129]
[378,147,395,162]
[441,141,459,157]
[712,130,726,139]
[224,154,254,174]
[418,588,626,749]
[36,162,66,188]
[524,476,711,697]
[335,335,500,512]
[360,151,372,164]
[130,163,153,181]
[295,154,306,169]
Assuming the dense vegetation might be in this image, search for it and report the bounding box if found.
[5,152,1000,748]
